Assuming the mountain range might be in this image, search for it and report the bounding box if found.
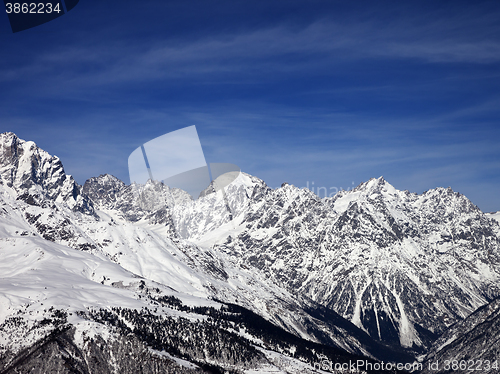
[1,131,499,373]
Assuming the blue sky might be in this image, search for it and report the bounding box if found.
[1,0,500,211]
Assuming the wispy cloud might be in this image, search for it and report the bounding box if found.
[3,8,500,98]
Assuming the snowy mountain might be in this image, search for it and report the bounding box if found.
[420,297,500,373]
[1,131,500,373]
[79,150,500,355]
[0,132,409,373]
[0,132,94,215]
[185,176,500,352]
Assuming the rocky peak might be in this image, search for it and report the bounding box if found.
[0,132,94,214]
[82,174,126,208]
[0,132,62,189]
[351,176,396,196]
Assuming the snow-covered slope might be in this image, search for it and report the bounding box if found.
[0,191,233,372]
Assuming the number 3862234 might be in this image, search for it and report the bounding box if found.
[5,3,62,14]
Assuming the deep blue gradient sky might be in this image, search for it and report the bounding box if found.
[1,0,500,211]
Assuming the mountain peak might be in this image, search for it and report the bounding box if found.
[0,132,94,214]
[0,131,17,141]
[85,174,126,190]
[0,131,21,140]
[352,175,395,195]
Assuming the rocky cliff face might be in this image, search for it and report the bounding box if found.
[0,132,94,215]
